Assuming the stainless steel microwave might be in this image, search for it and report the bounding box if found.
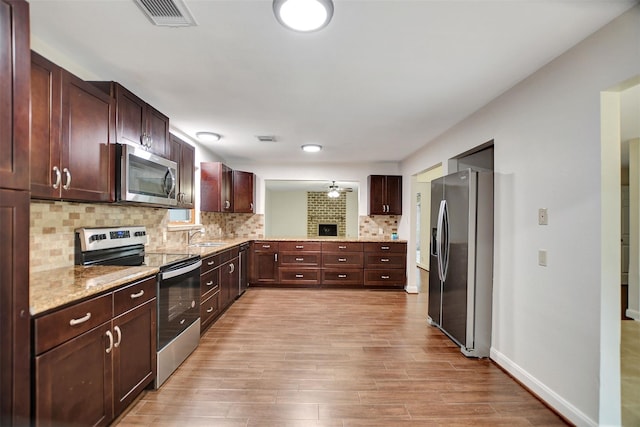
[116,144,178,207]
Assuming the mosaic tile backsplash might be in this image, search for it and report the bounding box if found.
[30,201,264,273]
[30,200,396,273]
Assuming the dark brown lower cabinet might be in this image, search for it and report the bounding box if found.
[34,323,113,427]
[33,277,156,427]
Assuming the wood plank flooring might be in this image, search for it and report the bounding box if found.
[115,289,569,426]
[622,319,640,426]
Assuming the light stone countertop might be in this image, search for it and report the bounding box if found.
[31,237,405,316]
[30,265,159,316]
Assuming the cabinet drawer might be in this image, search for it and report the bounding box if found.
[200,291,220,329]
[253,241,279,252]
[321,242,363,252]
[113,276,156,316]
[201,267,220,299]
[201,253,221,272]
[363,242,406,253]
[364,253,406,268]
[279,268,321,285]
[322,252,364,268]
[322,269,363,286]
[364,269,406,286]
[279,252,321,267]
[279,241,321,252]
[34,293,113,355]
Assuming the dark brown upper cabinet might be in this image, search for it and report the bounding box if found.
[201,162,233,213]
[92,81,169,158]
[30,51,116,202]
[232,170,255,213]
[0,0,30,191]
[368,175,402,215]
[169,133,195,209]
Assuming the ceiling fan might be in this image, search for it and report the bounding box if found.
[327,181,352,198]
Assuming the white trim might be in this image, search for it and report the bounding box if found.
[490,348,596,427]
[625,308,640,320]
[405,284,419,294]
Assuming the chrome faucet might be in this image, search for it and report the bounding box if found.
[188,228,205,245]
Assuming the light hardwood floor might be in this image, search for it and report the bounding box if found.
[115,289,568,426]
[622,319,640,426]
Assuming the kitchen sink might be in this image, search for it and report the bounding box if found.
[189,241,227,247]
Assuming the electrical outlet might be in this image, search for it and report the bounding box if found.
[538,208,548,225]
[538,249,547,266]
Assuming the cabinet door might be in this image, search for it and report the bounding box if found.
[34,324,113,427]
[30,51,62,199]
[251,242,279,284]
[232,170,254,213]
[0,0,29,191]
[368,175,386,215]
[0,188,30,424]
[386,175,403,214]
[114,84,146,149]
[170,134,194,208]
[220,258,239,308]
[146,106,169,157]
[222,163,233,212]
[112,299,156,416]
[61,70,115,202]
[200,162,222,212]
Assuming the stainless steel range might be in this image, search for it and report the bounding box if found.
[75,226,201,388]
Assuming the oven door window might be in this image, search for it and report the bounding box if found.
[157,264,200,350]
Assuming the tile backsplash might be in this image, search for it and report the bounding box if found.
[30,200,264,273]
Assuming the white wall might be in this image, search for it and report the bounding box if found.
[400,6,640,426]
[265,189,308,237]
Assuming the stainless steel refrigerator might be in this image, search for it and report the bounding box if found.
[427,169,493,358]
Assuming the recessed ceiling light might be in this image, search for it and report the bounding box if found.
[273,0,334,32]
[196,132,221,142]
[301,144,322,153]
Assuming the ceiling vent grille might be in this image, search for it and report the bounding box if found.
[133,0,197,27]
[256,135,277,143]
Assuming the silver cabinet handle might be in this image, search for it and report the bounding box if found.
[295,245,304,249]
[225,200,230,209]
[62,167,71,190]
[250,202,254,211]
[206,306,214,313]
[114,326,122,348]
[180,319,185,325]
[130,290,145,299]
[208,260,215,266]
[338,274,347,278]
[295,274,304,278]
[338,258,347,262]
[338,245,347,249]
[206,280,214,286]
[106,330,113,354]
[381,275,390,279]
[52,166,61,189]
[381,246,390,250]
[229,263,235,274]
[275,253,278,262]
[69,312,91,326]
[295,258,304,262]
[381,258,390,262]
[263,244,271,248]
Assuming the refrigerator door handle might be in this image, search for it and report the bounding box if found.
[442,200,450,281]
[436,200,447,281]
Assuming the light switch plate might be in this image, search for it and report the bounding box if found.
[538,249,548,266]
[538,208,548,225]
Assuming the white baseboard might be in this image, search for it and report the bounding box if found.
[405,284,419,294]
[625,308,640,320]
[490,348,597,427]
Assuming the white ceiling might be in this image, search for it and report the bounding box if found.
[28,0,637,166]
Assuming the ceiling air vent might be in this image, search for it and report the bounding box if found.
[133,0,197,27]
[256,135,277,143]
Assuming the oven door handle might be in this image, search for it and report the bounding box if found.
[160,260,202,280]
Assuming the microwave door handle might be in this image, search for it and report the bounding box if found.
[166,168,176,198]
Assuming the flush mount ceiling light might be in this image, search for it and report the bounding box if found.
[301,144,322,153]
[273,0,334,32]
[196,132,221,143]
